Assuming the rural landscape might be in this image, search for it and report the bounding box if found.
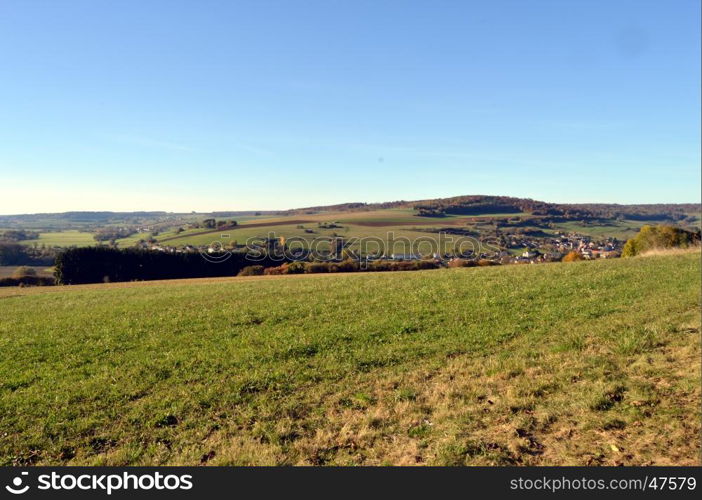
[1,195,700,282]
[0,195,700,465]
[1,0,700,481]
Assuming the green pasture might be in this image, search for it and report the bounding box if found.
[0,252,699,465]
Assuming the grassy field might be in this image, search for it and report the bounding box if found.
[19,230,96,247]
[141,209,691,251]
[152,208,511,253]
[550,219,647,240]
[10,207,699,250]
[158,222,461,253]
[0,252,699,466]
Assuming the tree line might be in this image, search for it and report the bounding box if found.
[238,258,445,276]
[54,247,283,284]
[0,242,55,266]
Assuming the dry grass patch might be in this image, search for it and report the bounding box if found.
[208,310,700,466]
[638,247,701,258]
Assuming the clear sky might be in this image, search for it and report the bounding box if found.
[0,0,700,214]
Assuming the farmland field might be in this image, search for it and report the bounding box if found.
[4,204,700,253]
[18,230,96,247]
[139,208,701,253]
[0,252,699,466]
[146,208,556,253]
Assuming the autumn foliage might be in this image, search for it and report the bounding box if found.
[622,225,701,257]
[562,251,584,262]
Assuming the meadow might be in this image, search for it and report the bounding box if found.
[18,230,96,247]
[137,208,665,253]
[7,205,695,255]
[0,251,699,466]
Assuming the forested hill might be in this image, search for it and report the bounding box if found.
[284,195,701,221]
[1,196,699,228]
[0,211,279,229]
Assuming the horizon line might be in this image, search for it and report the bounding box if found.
[1,196,701,218]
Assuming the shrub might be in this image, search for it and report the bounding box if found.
[12,266,37,278]
[368,261,391,272]
[622,225,701,257]
[263,265,284,275]
[0,277,19,287]
[562,251,583,262]
[448,259,477,268]
[476,259,499,267]
[238,265,264,276]
[286,261,306,274]
[0,276,54,287]
[261,261,309,275]
[305,262,330,273]
[332,260,360,273]
[415,260,440,269]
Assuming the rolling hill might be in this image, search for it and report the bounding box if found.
[2,196,698,253]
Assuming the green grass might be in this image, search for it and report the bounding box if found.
[7,217,643,250]
[551,219,644,240]
[159,222,461,253]
[19,230,96,247]
[134,208,475,251]
[141,208,663,251]
[0,253,699,465]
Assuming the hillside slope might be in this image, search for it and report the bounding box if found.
[0,253,699,465]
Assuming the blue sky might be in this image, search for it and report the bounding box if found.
[0,0,699,213]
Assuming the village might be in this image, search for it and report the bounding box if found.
[135,230,623,268]
[501,231,622,264]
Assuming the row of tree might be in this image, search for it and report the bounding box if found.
[195,219,238,229]
[54,247,282,284]
[0,229,40,241]
[0,242,55,266]
[93,227,136,242]
[238,258,443,276]
[55,247,454,284]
